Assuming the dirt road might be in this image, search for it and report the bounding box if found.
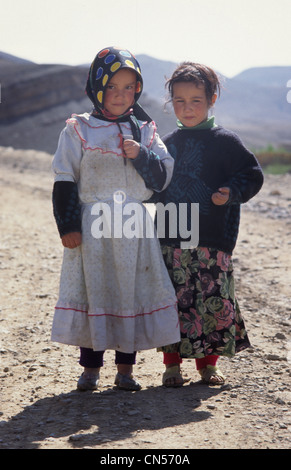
[0,146,290,449]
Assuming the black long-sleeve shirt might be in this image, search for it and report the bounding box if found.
[155,125,264,254]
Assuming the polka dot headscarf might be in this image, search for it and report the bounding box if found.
[86,46,143,115]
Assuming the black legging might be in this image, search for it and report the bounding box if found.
[79,347,136,368]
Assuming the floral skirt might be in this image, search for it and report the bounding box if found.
[160,246,251,358]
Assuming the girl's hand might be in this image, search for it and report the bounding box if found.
[123,139,140,159]
[211,187,230,205]
[61,232,82,248]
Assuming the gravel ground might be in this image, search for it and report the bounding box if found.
[0,146,290,450]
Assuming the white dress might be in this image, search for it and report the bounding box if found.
[51,113,180,353]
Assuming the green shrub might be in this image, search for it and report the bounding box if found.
[254,146,291,173]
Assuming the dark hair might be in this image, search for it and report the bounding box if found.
[166,61,221,105]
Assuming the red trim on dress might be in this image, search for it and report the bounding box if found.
[67,114,156,152]
[54,302,177,319]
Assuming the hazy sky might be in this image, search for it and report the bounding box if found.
[1,0,290,77]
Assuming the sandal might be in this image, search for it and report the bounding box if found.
[114,372,141,391]
[198,365,225,385]
[162,365,190,388]
[77,372,100,391]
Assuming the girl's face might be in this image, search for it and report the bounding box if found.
[103,68,137,116]
[172,81,217,127]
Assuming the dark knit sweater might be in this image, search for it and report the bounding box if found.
[155,124,264,254]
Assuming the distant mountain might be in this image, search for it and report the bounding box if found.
[0,51,34,65]
[136,54,178,100]
[214,67,291,148]
[233,66,291,87]
[0,51,291,153]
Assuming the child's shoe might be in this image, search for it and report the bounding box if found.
[162,365,190,387]
[77,372,99,391]
[198,365,225,385]
[114,372,141,391]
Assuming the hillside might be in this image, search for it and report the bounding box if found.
[233,66,291,88]
[0,52,291,152]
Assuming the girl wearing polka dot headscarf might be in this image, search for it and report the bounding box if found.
[51,47,180,391]
[86,47,144,119]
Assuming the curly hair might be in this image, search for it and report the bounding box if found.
[166,62,221,105]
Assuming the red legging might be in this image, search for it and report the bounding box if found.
[163,352,218,370]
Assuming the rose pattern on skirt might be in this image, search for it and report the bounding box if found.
[160,246,251,358]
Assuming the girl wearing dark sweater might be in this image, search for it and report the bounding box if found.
[157,62,264,386]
